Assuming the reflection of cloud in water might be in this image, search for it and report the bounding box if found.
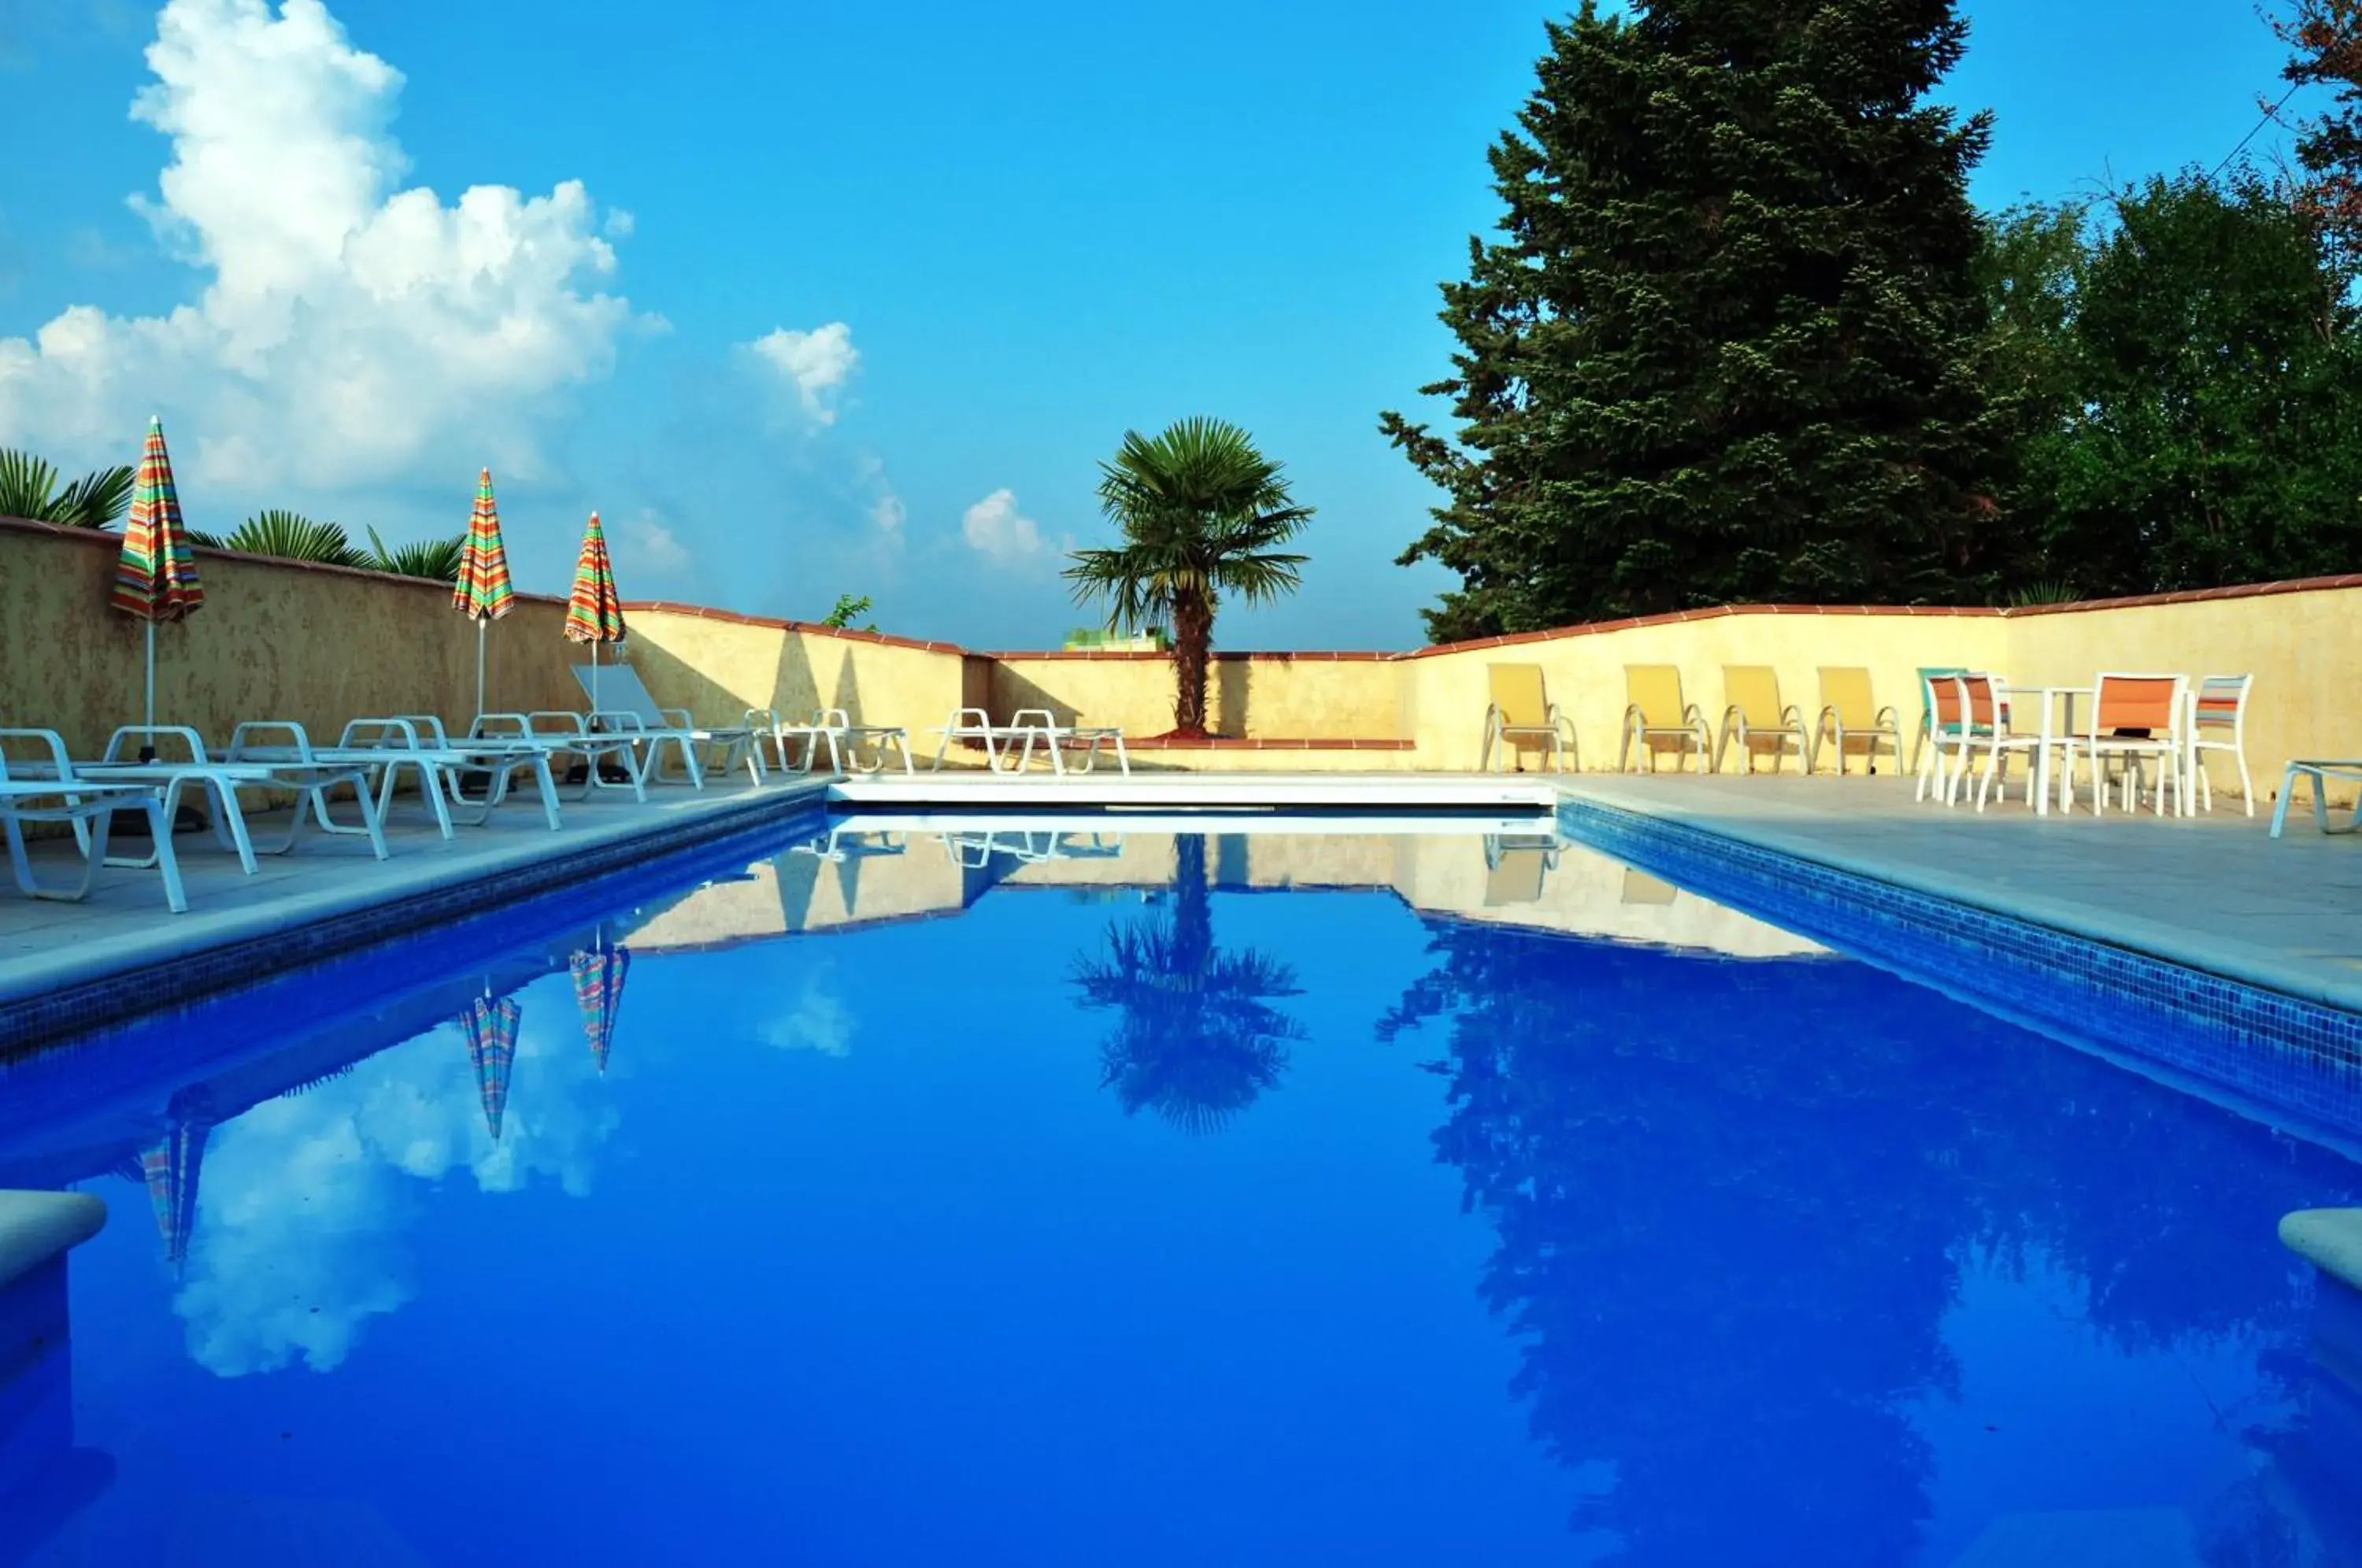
[174,1009,619,1378]
[755,964,853,1058]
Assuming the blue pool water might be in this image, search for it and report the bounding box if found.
[3,817,2360,1566]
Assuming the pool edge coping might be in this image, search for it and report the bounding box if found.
[1554,778,2362,1018]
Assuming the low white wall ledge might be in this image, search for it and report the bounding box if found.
[0,1193,106,1292]
[2282,1207,2362,1293]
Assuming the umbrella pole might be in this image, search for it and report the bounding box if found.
[476,618,487,723]
[141,620,157,763]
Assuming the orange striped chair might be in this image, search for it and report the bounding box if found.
[2189,675,2254,815]
[2063,673,2189,815]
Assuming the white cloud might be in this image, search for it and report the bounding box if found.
[620,508,688,572]
[602,207,635,239]
[756,970,853,1057]
[0,0,641,489]
[961,487,1051,565]
[172,1002,620,1377]
[747,321,857,426]
[868,493,905,545]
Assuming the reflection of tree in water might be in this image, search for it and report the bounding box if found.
[1072,835,1303,1135]
[1383,921,2357,1566]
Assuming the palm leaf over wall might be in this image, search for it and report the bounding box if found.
[205,510,366,568]
[0,448,136,528]
[365,526,466,583]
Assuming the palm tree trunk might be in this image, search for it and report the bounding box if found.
[1170,590,1212,736]
[1172,834,1212,967]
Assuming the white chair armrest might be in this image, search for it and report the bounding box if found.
[227,721,313,761]
[0,727,76,782]
[106,724,209,763]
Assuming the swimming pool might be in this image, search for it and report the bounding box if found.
[3,813,2359,1565]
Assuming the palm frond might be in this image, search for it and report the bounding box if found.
[0,449,62,522]
[218,510,365,568]
[364,525,466,583]
[52,464,135,529]
[0,450,140,528]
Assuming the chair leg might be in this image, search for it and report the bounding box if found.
[2237,753,2254,818]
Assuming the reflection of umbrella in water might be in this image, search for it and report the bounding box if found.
[137,1117,209,1271]
[569,942,630,1075]
[460,994,521,1141]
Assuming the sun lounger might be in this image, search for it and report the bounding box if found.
[1481,832,1558,905]
[2270,760,2362,839]
[0,775,188,912]
[441,713,651,803]
[0,724,388,873]
[224,719,567,836]
[1619,667,1712,773]
[570,664,761,789]
[1479,665,1575,772]
[1716,666,1810,775]
[753,708,915,776]
[1812,668,1901,775]
[930,708,1131,776]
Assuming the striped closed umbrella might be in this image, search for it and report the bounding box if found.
[111,416,205,746]
[564,510,627,709]
[569,942,630,1074]
[452,468,515,720]
[138,1118,209,1274]
[460,994,521,1142]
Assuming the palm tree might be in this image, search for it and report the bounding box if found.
[1069,835,1304,1134]
[1064,417,1312,737]
[0,447,135,529]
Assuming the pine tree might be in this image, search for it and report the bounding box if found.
[1383,1,2008,641]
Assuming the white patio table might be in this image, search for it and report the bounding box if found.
[2007,684,2090,817]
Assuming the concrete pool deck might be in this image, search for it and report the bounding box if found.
[1557,771,2362,1014]
[0,776,831,1046]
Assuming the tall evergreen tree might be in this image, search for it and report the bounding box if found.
[1383,1,2006,642]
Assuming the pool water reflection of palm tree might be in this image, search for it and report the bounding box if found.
[1071,835,1303,1134]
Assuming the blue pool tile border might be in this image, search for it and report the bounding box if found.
[0,788,828,1054]
[1557,795,2362,1141]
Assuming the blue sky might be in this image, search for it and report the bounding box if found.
[0,0,2311,649]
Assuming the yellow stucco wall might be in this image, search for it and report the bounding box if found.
[6,512,2348,797]
[1,516,581,758]
[621,608,968,739]
[983,655,1397,738]
[1398,611,2012,774]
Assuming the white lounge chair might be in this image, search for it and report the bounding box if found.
[0,770,188,912]
[0,724,389,872]
[929,708,1130,776]
[2271,761,2362,838]
[753,708,914,776]
[570,664,761,788]
[225,719,567,837]
[443,713,652,803]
